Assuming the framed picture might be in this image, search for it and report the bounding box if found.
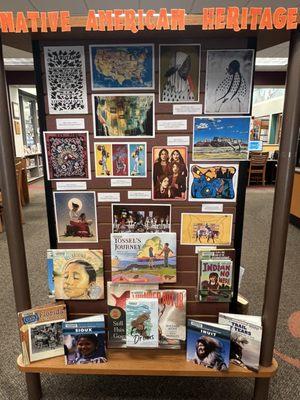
[12,102,20,119]
[159,44,201,103]
[204,49,255,114]
[92,94,155,138]
[14,120,21,135]
[44,131,91,180]
[44,46,88,114]
[192,116,251,161]
[89,44,154,90]
[53,191,98,243]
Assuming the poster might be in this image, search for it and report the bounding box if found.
[44,131,91,180]
[112,203,171,233]
[193,116,251,161]
[90,44,154,90]
[159,44,201,103]
[53,191,98,243]
[152,146,188,201]
[180,213,233,246]
[188,164,239,202]
[94,142,146,178]
[44,46,88,114]
[92,94,154,138]
[204,49,254,114]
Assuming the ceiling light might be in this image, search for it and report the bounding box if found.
[255,57,288,66]
[4,58,34,66]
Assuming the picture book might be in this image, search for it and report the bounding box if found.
[107,282,158,348]
[48,249,104,300]
[131,289,186,347]
[111,232,177,283]
[63,315,107,365]
[18,303,66,365]
[198,249,235,302]
[126,298,159,348]
[186,319,231,371]
[46,249,55,297]
[218,313,262,372]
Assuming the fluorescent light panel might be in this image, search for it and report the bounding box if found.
[255,57,288,66]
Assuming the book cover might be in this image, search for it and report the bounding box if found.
[218,313,262,372]
[186,319,231,371]
[107,282,158,348]
[131,289,186,347]
[49,249,104,300]
[111,232,177,283]
[63,315,107,365]
[18,303,66,365]
[46,249,55,297]
[126,298,159,348]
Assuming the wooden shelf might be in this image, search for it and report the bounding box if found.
[17,350,278,378]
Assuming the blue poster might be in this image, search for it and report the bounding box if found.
[129,143,146,177]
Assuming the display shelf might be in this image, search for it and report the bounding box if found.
[17,350,278,378]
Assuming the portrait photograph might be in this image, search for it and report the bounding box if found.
[64,333,107,365]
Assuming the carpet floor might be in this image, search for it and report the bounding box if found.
[0,183,299,400]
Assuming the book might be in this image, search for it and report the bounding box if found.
[218,313,262,372]
[46,249,55,297]
[198,249,235,302]
[111,232,177,283]
[107,281,158,348]
[62,315,107,365]
[48,249,104,300]
[130,289,186,347]
[186,319,231,371]
[18,303,66,365]
[126,298,159,348]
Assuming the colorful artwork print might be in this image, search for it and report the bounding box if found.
[180,213,233,246]
[205,49,254,114]
[93,94,154,138]
[112,204,171,233]
[159,44,201,103]
[111,232,177,283]
[94,143,146,178]
[44,46,88,114]
[90,44,154,90]
[152,146,188,201]
[53,191,98,243]
[44,131,90,180]
[193,117,251,161]
[189,164,239,202]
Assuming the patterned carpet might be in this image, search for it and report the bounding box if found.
[0,183,299,400]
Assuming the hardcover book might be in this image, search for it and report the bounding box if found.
[126,298,159,348]
[111,232,177,283]
[186,319,231,371]
[63,315,107,365]
[218,313,262,372]
[18,303,66,365]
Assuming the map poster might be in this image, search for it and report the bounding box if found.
[180,213,233,246]
[44,131,91,181]
[53,191,98,243]
[188,164,239,202]
[90,44,154,90]
[94,142,147,178]
[92,94,155,138]
[192,116,251,161]
[159,44,201,103]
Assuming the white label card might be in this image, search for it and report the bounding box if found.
[173,104,203,115]
[202,204,224,213]
[111,179,132,187]
[167,136,190,146]
[56,181,87,191]
[56,118,85,130]
[195,246,217,254]
[128,191,152,200]
[157,119,187,131]
[97,192,120,202]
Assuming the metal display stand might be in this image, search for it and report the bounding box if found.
[0,20,299,400]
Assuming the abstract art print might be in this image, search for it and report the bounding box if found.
[92,94,154,138]
[193,116,251,161]
[159,44,201,103]
[189,164,239,202]
[44,46,88,114]
[204,49,254,114]
[53,191,98,243]
[44,131,91,180]
[90,44,154,90]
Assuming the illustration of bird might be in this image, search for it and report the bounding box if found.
[111,290,131,309]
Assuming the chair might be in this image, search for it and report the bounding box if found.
[248,152,269,186]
